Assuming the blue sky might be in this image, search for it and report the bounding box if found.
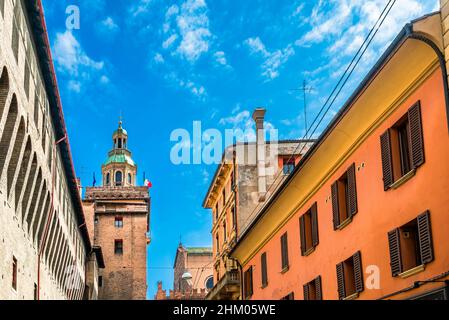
[41,0,439,299]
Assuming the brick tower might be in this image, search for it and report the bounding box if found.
[83,121,151,300]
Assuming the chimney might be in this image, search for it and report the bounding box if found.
[252,108,267,202]
[441,1,449,85]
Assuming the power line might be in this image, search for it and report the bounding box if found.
[238,0,397,233]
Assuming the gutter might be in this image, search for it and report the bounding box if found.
[230,17,449,258]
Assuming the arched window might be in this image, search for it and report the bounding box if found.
[118,138,122,149]
[0,95,18,178]
[205,276,214,290]
[106,172,110,186]
[128,173,132,185]
[0,67,10,123]
[115,171,123,186]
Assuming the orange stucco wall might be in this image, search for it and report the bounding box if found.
[243,69,449,300]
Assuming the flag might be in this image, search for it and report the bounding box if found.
[144,179,153,189]
[93,172,96,187]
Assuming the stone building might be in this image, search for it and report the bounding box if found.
[173,245,213,293]
[155,244,213,300]
[83,121,151,300]
[0,0,103,300]
[203,108,314,300]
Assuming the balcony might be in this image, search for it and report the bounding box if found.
[206,270,240,300]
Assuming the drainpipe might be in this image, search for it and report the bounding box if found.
[252,108,267,202]
[37,134,66,300]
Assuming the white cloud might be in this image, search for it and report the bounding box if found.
[154,52,165,64]
[164,72,207,100]
[129,0,153,17]
[101,17,119,32]
[68,80,81,93]
[163,0,212,63]
[214,51,227,66]
[162,34,179,49]
[245,37,295,81]
[100,75,110,84]
[53,31,104,76]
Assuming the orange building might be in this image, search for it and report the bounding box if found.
[230,12,449,300]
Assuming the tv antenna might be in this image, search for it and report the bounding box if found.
[290,80,314,136]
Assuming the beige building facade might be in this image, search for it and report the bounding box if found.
[0,0,102,300]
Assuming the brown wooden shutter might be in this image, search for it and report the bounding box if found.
[388,228,402,277]
[245,267,253,299]
[353,251,364,293]
[315,276,322,300]
[347,163,358,217]
[261,253,268,287]
[303,283,310,301]
[311,202,319,247]
[380,130,394,190]
[417,211,434,265]
[331,182,340,230]
[408,102,425,168]
[299,216,306,256]
[336,263,345,300]
[281,233,289,269]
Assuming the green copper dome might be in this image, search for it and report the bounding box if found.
[104,153,135,166]
[113,121,128,136]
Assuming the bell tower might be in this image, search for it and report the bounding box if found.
[102,120,137,187]
[82,119,150,300]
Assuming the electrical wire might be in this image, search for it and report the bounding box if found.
[237,0,398,234]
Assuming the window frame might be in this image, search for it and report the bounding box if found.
[114,239,124,255]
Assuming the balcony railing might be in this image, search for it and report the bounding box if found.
[206,270,240,300]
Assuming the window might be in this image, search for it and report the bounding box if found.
[223,222,227,242]
[98,276,103,287]
[12,5,20,62]
[388,211,434,277]
[231,206,236,228]
[215,203,219,221]
[34,283,38,300]
[280,233,289,271]
[381,102,425,190]
[128,173,132,185]
[300,202,319,256]
[303,276,322,300]
[105,173,110,186]
[244,267,253,299]
[281,292,295,300]
[115,171,123,186]
[115,217,123,228]
[114,240,123,255]
[222,189,226,207]
[336,251,364,300]
[118,138,123,149]
[205,276,214,290]
[331,163,357,230]
[12,257,17,290]
[261,252,268,288]
[282,157,295,175]
[94,214,99,224]
[216,233,219,253]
